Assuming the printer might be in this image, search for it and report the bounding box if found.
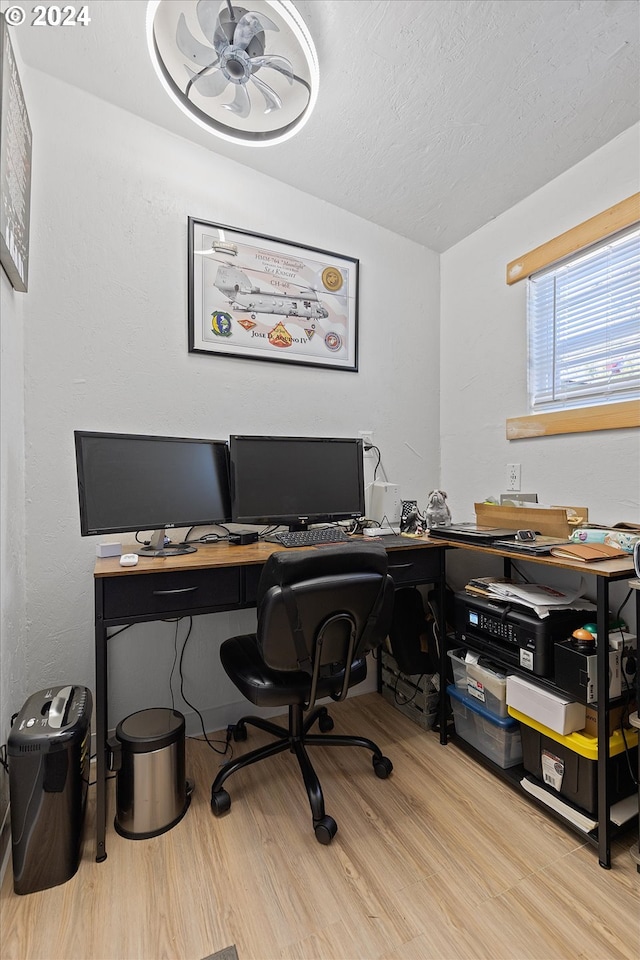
[454,592,595,677]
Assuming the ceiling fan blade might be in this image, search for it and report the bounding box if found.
[250,75,282,113]
[185,63,227,98]
[196,0,221,45]
[233,12,279,51]
[222,82,251,119]
[176,13,217,66]
[249,54,293,83]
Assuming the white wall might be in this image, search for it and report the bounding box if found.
[0,271,27,825]
[440,123,640,625]
[15,69,440,735]
[0,35,30,833]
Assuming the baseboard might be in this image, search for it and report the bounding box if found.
[90,674,379,758]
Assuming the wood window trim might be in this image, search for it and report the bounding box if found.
[506,193,640,284]
[506,400,640,440]
[505,195,640,439]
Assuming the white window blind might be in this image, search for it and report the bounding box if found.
[527,225,640,412]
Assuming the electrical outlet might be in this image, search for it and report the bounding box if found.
[359,430,374,458]
[506,463,521,491]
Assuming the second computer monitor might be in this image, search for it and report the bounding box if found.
[230,435,364,530]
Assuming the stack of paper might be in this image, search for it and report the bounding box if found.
[520,778,597,832]
[465,576,517,598]
[482,578,595,618]
[520,777,638,829]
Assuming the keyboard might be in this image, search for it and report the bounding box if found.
[272,528,352,548]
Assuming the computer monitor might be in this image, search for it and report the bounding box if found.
[229,435,365,530]
[74,431,231,556]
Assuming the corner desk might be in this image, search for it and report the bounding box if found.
[93,535,636,869]
[93,535,445,862]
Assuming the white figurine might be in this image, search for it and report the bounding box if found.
[425,489,452,529]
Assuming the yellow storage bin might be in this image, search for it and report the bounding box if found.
[508,705,638,814]
[507,706,637,757]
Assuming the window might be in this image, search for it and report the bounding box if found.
[527,225,640,413]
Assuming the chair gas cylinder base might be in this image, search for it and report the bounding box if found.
[210,545,395,844]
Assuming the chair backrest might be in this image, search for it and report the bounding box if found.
[256,544,395,704]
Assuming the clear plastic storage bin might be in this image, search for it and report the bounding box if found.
[447,648,468,692]
[447,684,523,768]
[466,659,508,718]
[448,649,508,717]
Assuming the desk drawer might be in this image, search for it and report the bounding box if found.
[386,549,441,586]
[101,568,241,620]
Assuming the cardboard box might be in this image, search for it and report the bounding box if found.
[474,502,588,538]
[506,674,585,735]
[582,703,637,737]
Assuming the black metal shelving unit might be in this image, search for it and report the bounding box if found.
[437,543,638,869]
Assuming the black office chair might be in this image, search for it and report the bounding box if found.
[210,543,396,844]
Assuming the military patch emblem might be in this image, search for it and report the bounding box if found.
[324,332,342,352]
[322,267,343,292]
[211,311,232,337]
[269,321,293,348]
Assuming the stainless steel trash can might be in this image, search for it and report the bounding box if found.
[112,708,190,840]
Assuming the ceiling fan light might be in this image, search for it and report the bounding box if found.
[146,0,319,147]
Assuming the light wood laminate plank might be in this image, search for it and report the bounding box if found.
[1,693,637,960]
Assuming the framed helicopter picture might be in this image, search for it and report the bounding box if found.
[188,218,359,371]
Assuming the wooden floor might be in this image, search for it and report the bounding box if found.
[1,693,638,960]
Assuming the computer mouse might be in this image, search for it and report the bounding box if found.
[119,553,139,566]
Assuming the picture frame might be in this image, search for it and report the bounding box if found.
[188,218,359,371]
[0,18,32,292]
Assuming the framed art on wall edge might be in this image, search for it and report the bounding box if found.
[0,18,32,293]
[188,219,359,371]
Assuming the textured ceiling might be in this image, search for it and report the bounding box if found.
[7,0,640,251]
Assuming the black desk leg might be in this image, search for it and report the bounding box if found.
[596,577,611,869]
[94,582,108,862]
[438,548,448,744]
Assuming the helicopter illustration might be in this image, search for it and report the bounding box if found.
[213,264,330,320]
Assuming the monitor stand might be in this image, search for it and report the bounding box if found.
[137,528,197,557]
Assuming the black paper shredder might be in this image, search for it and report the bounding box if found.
[8,685,92,895]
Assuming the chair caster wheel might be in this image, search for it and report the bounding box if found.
[314,815,338,845]
[233,723,247,742]
[373,756,393,779]
[211,788,231,816]
[318,713,334,733]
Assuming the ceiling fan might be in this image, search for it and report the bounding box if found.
[178,0,295,119]
[147,0,319,145]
